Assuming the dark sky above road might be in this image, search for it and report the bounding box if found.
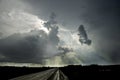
[0,0,120,66]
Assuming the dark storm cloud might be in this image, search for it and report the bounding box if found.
[0,12,61,63]
[0,30,46,63]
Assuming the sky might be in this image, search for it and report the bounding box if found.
[0,0,120,66]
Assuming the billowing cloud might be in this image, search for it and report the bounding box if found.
[0,9,61,63]
[0,0,120,66]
